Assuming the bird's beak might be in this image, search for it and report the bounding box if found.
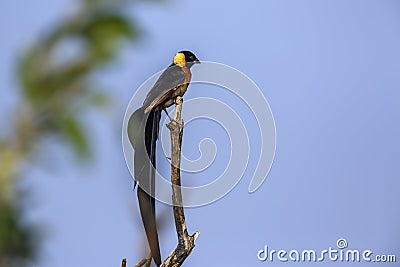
[195,59,201,64]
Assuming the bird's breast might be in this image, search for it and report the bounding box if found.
[172,83,189,98]
[169,65,191,103]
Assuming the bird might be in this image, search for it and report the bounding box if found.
[127,51,200,266]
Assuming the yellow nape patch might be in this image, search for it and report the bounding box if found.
[173,52,186,66]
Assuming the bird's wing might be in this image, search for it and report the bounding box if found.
[143,64,186,112]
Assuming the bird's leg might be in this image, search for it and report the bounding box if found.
[166,97,184,133]
[163,106,183,128]
[163,107,174,122]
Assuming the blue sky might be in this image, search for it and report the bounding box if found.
[1,0,400,266]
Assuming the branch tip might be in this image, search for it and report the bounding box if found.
[121,258,127,267]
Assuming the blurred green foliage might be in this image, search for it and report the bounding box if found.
[0,0,145,265]
[18,9,137,158]
[0,201,34,267]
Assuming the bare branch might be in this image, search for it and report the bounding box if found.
[133,255,152,267]
[161,96,200,267]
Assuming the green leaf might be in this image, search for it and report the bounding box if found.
[59,115,90,158]
[80,13,137,60]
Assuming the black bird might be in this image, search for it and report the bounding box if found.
[127,51,200,266]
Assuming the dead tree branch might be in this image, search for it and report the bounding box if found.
[133,255,151,267]
[161,96,200,267]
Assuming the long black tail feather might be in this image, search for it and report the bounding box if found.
[130,108,162,266]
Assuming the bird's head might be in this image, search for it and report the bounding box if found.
[173,50,200,68]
